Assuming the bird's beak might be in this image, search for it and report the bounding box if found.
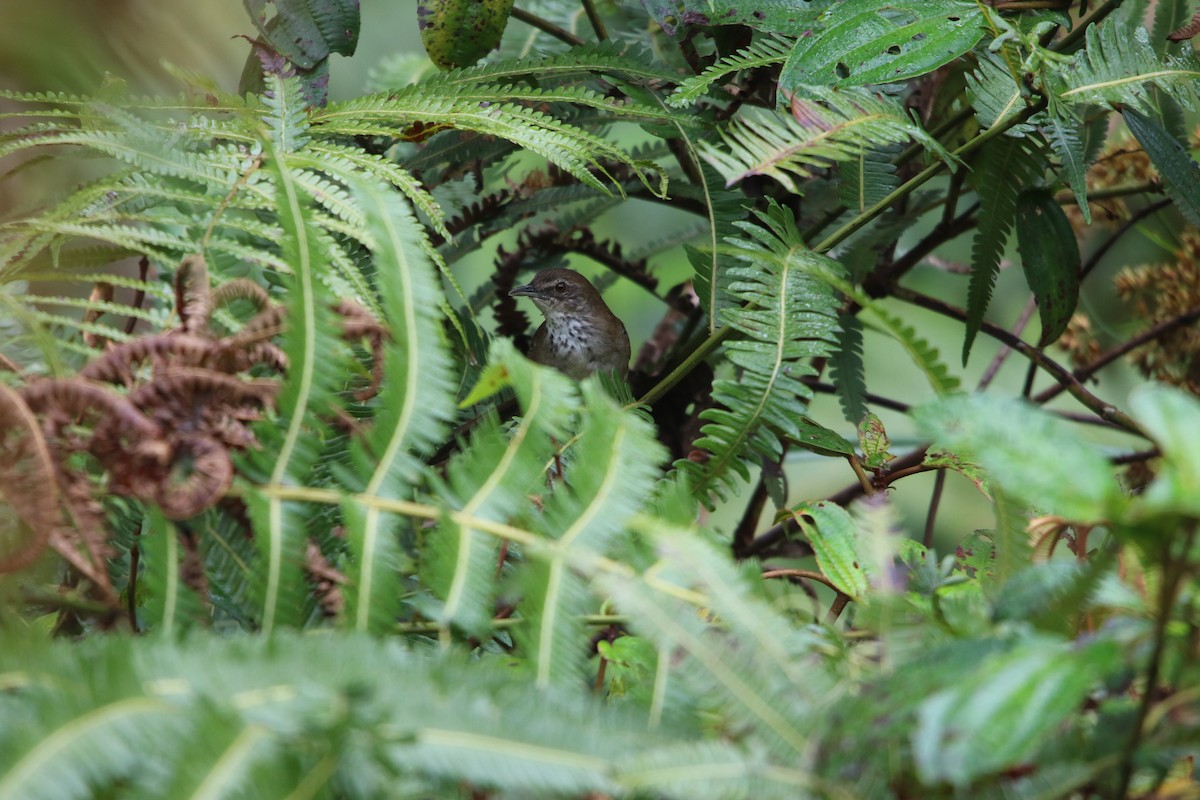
[509,283,540,298]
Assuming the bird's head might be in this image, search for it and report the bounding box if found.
[508,268,605,320]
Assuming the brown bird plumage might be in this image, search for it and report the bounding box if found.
[509,268,631,380]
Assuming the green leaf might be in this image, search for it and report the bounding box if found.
[914,394,1121,521]
[340,175,458,633]
[516,381,666,687]
[793,500,868,599]
[1057,21,1200,113]
[139,508,207,637]
[1129,383,1200,515]
[779,0,985,89]
[861,304,961,396]
[677,201,843,503]
[856,412,893,469]
[669,35,793,107]
[418,0,516,69]
[1122,107,1200,227]
[244,0,360,68]
[913,638,1121,787]
[426,342,577,637]
[792,417,857,458]
[1015,188,1081,346]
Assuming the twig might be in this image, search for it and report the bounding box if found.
[1033,304,1200,404]
[511,6,585,46]
[891,286,1145,437]
[978,298,1037,390]
[1081,198,1173,280]
[580,0,608,40]
[762,568,838,591]
[923,470,946,548]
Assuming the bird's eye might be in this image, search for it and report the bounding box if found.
[555,281,567,293]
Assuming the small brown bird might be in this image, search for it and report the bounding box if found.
[509,268,631,380]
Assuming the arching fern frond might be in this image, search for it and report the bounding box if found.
[678,202,843,504]
[700,85,953,193]
[669,35,794,107]
[1056,21,1200,112]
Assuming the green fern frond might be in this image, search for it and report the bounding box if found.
[860,305,961,397]
[677,162,746,333]
[962,134,1044,364]
[339,176,459,633]
[701,85,953,193]
[424,42,680,88]
[837,145,899,213]
[1057,21,1200,112]
[517,381,666,687]
[829,314,868,424]
[669,35,794,107]
[242,150,351,634]
[965,51,1037,136]
[262,75,311,152]
[311,91,662,197]
[297,143,449,239]
[678,202,843,503]
[603,522,835,762]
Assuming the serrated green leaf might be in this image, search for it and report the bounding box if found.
[914,638,1121,787]
[244,0,360,68]
[914,394,1121,521]
[780,0,984,89]
[1015,188,1081,346]
[642,0,833,36]
[792,416,857,458]
[1122,106,1200,227]
[792,500,868,599]
[1130,383,1200,515]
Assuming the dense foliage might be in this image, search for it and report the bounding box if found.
[2,0,1200,797]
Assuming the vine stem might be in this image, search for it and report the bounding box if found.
[1115,527,1196,798]
[511,7,585,46]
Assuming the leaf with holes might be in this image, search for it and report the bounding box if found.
[780,0,985,89]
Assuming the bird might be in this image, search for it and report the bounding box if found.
[509,268,631,380]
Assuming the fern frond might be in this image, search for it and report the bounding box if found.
[965,51,1037,136]
[1057,21,1200,112]
[423,42,680,88]
[837,145,899,213]
[338,176,459,633]
[296,143,449,239]
[517,381,666,687]
[311,91,663,197]
[829,314,868,424]
[242,149,350,633]
[669,35,794,107]
[602,522,835,763]
[962,134,1044,364]
[860,305,961,397]
[262,75,311,152]
[701,85,953,193]
[678,202,843,503]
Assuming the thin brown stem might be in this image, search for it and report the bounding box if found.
[762,568,839,591]
[892,286,1145,437]
[1081,198,1173,280]
[1034,304,1200,405]
[978,298,1037,390]
[923,470,946,548]
[511,7,585,46]
[580,0,608,40]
